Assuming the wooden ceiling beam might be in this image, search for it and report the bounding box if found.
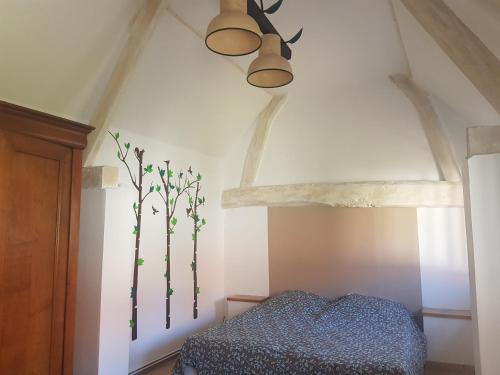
[222,181,464,209]
[390,74,461,181]
[83,0,164,166]
[400,0,500,115]
[240,95,287,187]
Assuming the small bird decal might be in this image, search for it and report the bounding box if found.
[152,206,159,215]
[186,207,192,217]
[188,166,193,175]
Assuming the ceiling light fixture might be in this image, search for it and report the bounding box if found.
[205,0,302,88]
[205,0,262,56]
[247,33,293,88]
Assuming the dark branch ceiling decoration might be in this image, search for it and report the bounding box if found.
[205,0,302,88]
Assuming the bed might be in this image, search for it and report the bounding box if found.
[173,291,426,375]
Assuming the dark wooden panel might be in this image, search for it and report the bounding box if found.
[0,101,93,149]
[63,149,83,374]
[0,130,72,374]
[268,207,423,313]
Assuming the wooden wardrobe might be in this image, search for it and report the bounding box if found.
[0,101,93,374]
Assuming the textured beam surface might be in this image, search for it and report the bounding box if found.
[400,0,500,115]
[390,74,461,181]
[240,95,287,187]
[222,181,464,209]
[83,0,164,166]
[82,166,119,189]
[467,126,500,157]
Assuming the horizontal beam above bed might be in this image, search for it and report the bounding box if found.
[221,181,464,209]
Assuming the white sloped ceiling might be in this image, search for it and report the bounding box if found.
[0,0,145,122]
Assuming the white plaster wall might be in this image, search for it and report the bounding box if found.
[465,154,500,375]
[417,208,473,365]
[74,189,106,375]
[255,86,439,186]
[89,128,225,372]
[430,97,469,170]
[99,188,135,375]
[223,207,269,297]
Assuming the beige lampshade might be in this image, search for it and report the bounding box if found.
[205,0,262,56]
[247,33,293,88]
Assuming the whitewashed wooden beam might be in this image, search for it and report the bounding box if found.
[83,0,165,166]
[240,95,287,187]
[222,181,464,209]
[82,166,119,189]
[467,126,500,157]
[400,0,500,115]
[390,74,461,181]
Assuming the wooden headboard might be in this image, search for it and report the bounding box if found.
[268,207,422,313]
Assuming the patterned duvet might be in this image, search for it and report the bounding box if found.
[174,291,426,375]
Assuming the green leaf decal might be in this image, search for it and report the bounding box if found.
[149,185,154,193]
[169,183,175,190]
[116,151,120,159]
[144,164,153,173]
[171,217,177,226]
[192,233,196,241]
[137,258,144,266]
[167,288,174,296]
[133,202,138,210]
[195,287,200,295]
[133,226,138,235]
[159,169,166,177]
[190,261,196,271]
[155,185,161,192]
[125,142,130,149]
[201,218,206,225]
[114,132,120,140]
[179,172,184,179]
[129,320,135,328]
[196,173,202,181]
[163,272,168,278]
[167,169,174,178]
[164,254,169,262]
[130,287,136,298]
[197,198,203,205]
[193,214,199,223]
[169,198,174,206]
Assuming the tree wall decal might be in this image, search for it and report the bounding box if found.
[186,169,206,319]
[157,161,197,329]
[110,131,154,340]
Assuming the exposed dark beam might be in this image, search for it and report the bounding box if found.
[247,0,292,60]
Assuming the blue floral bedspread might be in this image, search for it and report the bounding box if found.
[174,291,426,375]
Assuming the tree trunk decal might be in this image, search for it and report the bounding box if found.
[157,161,197,329]
[110,131,153,341]
[186,169,206,319]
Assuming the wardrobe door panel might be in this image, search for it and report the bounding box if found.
[0,129,72,375]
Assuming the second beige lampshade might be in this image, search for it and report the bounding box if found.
[205,0,262,56]
[247,33,293,88]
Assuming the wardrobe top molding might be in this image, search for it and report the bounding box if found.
[0,100,93,149]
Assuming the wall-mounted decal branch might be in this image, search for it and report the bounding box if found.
[186,169,206,319]
[157,161,197,329]
[109,131,153,341]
